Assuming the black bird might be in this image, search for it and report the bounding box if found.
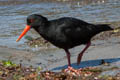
[16,14,113,67]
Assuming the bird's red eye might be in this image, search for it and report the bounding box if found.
[30,19,34,23]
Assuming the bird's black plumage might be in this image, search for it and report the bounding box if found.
[27,14,113,49]
[26,14,113,66]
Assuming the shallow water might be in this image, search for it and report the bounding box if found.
[0,0,120,50]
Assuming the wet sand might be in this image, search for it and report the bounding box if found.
[0,36,120,71]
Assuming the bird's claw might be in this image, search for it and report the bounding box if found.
[64,66,80,76]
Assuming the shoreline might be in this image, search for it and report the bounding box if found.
[0,36,120,71]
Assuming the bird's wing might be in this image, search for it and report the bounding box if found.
[61,21,91,40]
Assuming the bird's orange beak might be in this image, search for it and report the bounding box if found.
[16,25,31,42]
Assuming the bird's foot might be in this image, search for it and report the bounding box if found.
[64,66,80,76]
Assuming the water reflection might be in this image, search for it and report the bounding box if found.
[0,0,108,6]
[57,0,107,6]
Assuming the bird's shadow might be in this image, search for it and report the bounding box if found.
[51,58,120,71]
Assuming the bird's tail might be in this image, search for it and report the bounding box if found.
[96,24,120,34]
[96,24,114,32]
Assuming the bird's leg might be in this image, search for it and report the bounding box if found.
[77,41,91,65]
[64,49,79,74]
[64,49,71,67]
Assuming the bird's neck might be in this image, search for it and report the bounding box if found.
[33,21,50,37]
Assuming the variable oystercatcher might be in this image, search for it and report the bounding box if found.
[16,14,113,67]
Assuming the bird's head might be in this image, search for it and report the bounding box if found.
[16,14,47,42]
